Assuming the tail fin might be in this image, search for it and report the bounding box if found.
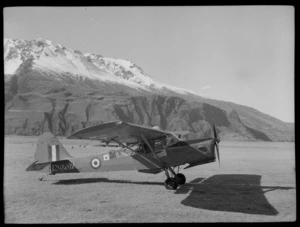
[26,132,72,171]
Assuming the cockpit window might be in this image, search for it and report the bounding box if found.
[166,133,179,146]
[136,134,179,152]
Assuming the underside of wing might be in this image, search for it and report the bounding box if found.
[67,121,173,145]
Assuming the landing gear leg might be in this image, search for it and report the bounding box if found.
[163,168,178,190]
[163,167,186,189]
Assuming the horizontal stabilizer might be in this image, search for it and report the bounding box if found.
[26,161,50,171]
[26,159,79,174]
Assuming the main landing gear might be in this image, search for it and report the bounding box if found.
[164,167,186,190]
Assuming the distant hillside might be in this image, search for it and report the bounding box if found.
[4,38,294,141]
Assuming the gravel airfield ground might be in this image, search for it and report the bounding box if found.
[4,136,296,223]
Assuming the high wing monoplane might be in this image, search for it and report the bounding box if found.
[26,121,220,190]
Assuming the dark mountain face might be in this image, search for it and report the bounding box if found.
[5,85,293,141]
[4,38,294,141]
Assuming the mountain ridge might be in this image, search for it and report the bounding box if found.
[4,38,198,96]
[4,38,294,142]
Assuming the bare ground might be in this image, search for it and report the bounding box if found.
[4,136,296,223]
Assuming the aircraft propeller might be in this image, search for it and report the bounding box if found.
[212,122,220,165]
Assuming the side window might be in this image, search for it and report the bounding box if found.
[136,144,145,153]
[153,140,164,150]
[139,143,151,153]
[166,134,178,146]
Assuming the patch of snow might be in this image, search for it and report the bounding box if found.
[4,38,205,97]
[5,55,22,75]
[33,52,150,91]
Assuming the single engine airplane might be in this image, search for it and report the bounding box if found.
[26,120,220,190]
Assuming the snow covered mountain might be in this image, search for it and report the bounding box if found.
[4,38,294,141]
[4,38,196,96]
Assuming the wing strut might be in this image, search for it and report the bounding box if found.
[140,134,166,168]
[111,139,162,169]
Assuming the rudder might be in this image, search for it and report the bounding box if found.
[26,132,73,171]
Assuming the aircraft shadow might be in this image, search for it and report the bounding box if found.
[53,177,165,186]
[176,174,294,216]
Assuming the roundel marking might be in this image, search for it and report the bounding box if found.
[90,157,101,169]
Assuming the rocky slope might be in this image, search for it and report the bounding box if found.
[4,38,294,141]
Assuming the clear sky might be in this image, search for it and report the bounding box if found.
[4,6,294,122]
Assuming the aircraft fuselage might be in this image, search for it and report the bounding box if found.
[48,138,216,175]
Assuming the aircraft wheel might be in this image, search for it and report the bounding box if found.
[175,173,186,185]
[165,178,178,190]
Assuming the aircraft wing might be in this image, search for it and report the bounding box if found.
[67,121,174,145]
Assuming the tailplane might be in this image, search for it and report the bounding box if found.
[26,132,72,171]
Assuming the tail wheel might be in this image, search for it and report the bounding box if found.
[165,177,178,190]
[175,173,186,185]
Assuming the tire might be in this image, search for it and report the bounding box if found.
[176,173,186,185]
[165,177,178,190]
